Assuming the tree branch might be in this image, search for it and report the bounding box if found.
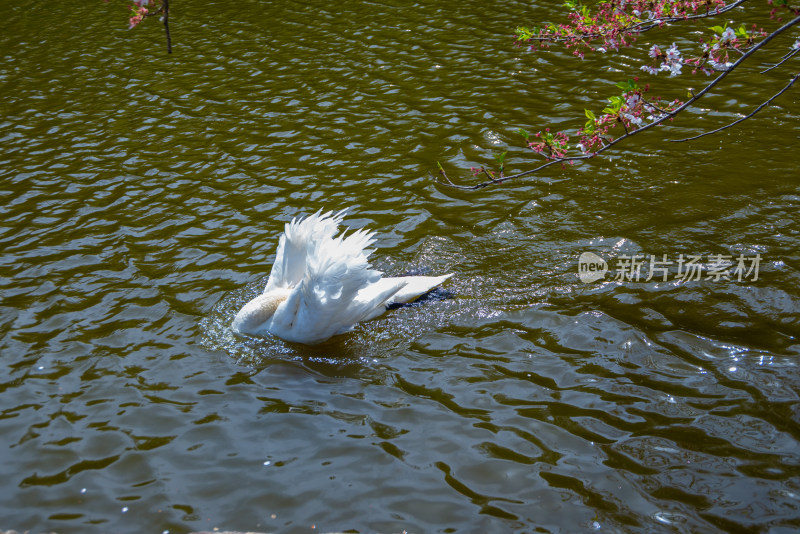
[436,14,800,190]
[140,0,172,53]
[162,0,172,53]
[519,0,751,47]
[670,72,799,142]
[629,0,751,33]
[761,46,800,73]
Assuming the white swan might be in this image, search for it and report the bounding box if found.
[232,209,452,345]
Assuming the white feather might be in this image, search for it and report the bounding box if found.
[232,210,452,344]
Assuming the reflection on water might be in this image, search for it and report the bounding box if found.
[1,0,799,533]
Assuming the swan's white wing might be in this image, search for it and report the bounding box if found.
[264,209,347,293]
[268,228,406,344]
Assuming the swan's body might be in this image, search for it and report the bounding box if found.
[232,210,452,344]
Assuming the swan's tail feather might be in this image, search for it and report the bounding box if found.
[265,208,351,292]
[383,274,453,306]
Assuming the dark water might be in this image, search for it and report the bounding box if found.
[2,1,799,533]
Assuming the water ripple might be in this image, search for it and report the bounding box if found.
[1,0,799,532]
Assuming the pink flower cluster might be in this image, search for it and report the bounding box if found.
[577,81,681,153]
[641,43,684,76]
[683,24,767,74]
[519,78,683,161]
[527,129,571,159]
[515,0,730,58]
[128,0,161,30]
[768,0,800,20]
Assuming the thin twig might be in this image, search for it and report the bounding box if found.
[163,0,172,53]
[761,47,799,73]
[670,72,799,142]
[430,170,455,187]
[143,0,172,53]
[481,168,503,182]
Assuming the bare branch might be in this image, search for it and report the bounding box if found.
[163,0,172,54]
[670,72,800,142]
[761,46,800,73]
[141,0,172,53]
[482,168,501,182]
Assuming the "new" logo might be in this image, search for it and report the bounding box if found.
[578,252,608,283]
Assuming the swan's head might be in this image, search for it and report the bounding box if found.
[231,290,290,335]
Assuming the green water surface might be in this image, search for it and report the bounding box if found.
[1,1,799,533]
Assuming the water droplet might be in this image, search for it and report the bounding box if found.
[80,488,87,494]
[263,460,271,466]
[121,507,128,513]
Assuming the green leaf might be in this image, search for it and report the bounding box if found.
[585,109,596,120]
[518,128,530,141]
[606,96,623,111]
[494,151,507,164]
[615,79,638,92]
[515,26,534,40]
